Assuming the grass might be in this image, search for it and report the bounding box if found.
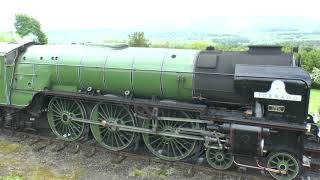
[0,139,21,153]
[309,89,320,114]
[0,173,23,180]
[0,138,82,180]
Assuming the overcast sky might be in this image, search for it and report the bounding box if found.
[1,0,320,32]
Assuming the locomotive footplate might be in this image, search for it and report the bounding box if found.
[203,109,307,132]
[41,91,207,113]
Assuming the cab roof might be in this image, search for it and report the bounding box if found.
[0,42,34,55]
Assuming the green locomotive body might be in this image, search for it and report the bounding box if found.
[3,44,196,106]
[0,42,318,180]
[1,43,307,106]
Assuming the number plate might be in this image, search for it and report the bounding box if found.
[268,105,285,113]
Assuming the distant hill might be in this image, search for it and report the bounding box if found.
[14,16,320,45]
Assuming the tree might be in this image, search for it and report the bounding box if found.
[128,32,149,47]
[301,48,320,72]
[14,14,48,44]
[311,67,320,84]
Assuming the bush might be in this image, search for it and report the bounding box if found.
[150,42,170,48]
[128,32,149,47]
[311,67,320,83]
[181,41,210,49]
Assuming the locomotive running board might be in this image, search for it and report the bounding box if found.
[41,91,207,113]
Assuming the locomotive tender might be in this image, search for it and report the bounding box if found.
[0,42,319,180]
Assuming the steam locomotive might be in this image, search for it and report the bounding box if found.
[0,42,319,180]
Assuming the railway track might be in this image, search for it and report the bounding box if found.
[1,127,319,180]
[0,127,267,180]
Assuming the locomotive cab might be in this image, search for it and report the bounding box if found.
[0,50,5,104]
[0,42,33,106]
[0,42,20,105]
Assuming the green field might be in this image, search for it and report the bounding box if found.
[309,89,320,114]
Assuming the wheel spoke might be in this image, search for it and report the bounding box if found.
[121,119,133,125]
[61,125,66,136]
[288,167,296,172]
[159,120,165,127]
[177,137,192,145]
[100,127,108,134]
[90,103,135,151]
[119,113,129,120]
[48,98,85,141]
[113,132,120,147]
[206,149,234,170]
[52,103,62,113]
[69,123,80,134]
[51,106,62,115]
[116,108,125,119]
[271,160,278,164]
[70,121,82,128]
[68,102,76,113]
[115,132,126,146]
[142,109,197,161]
[172,140,183,156]
[56,121,63,130]
[66,126,72,137]
[53,99,61,111]
[267,152,300,180]
[119,131,131,142]
[100,105,110,119]
[110,133,114,147]
[57,99,65,111]
[155,138,166,149]
[178,122,187,128]
[114,105,119,118]
[170,141,178,157]
[109,104,114,117]
[174,138,190,151]
[105,131,111,143]
[150,136,163,145]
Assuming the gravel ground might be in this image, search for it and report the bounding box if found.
[0,133,261,180]
[1,134,319,180]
